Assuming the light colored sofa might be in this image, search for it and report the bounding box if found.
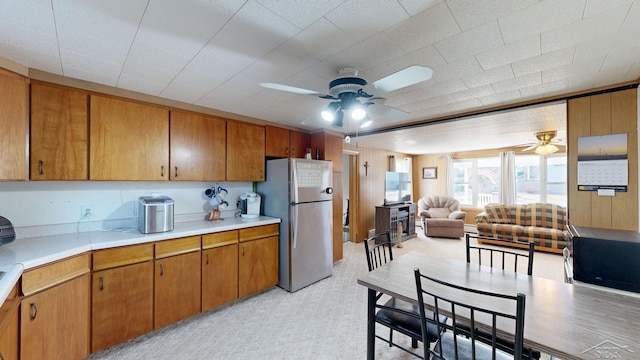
[417,196,466,238]
[474,203,568,254]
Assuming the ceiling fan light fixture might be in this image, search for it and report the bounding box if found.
[321,109,334,122]
[351,107,366,120]
[321,102,340,122]
[332,110,344,128]
[535,143,559,155]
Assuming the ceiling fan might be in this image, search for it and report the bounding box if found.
[260,65,433,128]
[521,131,564,154]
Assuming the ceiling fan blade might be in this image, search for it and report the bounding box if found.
[260,82,322,96]
[371,65,433,92]
[367,102,409,123]
[522,144,538,151]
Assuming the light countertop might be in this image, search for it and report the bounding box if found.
[0,216,280,305]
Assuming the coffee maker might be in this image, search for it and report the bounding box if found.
[239,192,261,218]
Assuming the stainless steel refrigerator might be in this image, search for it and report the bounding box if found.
[257,158,333,292]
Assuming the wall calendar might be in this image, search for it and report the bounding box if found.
[577,133,628,192]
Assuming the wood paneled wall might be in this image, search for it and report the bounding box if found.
[343,143,409,242]
[412,154,448,201]
[567,87,638,230]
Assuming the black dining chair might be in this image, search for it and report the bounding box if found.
[414,267,527,360]
[363,231,446,356]
[465,234,534,275]
[563,247,573,284]
[464,234,539,359]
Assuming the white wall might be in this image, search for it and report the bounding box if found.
[0,181,252,229]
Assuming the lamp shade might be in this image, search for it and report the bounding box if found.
[332,110,344,128]
[321,109,334,121]
[321,102,340,121]
[535,143,559,154]
[351,107,366,120]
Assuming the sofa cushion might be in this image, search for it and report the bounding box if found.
[529,203,566,230]
[484,204,513,224]
[429,208,452,218]
[513,204,530,226]
[449,210,467,220]
[476,223,525,242]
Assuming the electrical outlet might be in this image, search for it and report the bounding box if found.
[81,204,94,219]
[368,229,376,237]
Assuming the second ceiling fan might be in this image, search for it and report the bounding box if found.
[521,130,564,154]
[260,65,433,128]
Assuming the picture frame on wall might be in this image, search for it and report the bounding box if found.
[423,167,437,179]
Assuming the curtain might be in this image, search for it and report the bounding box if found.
[446,155,454,197]
[500,151,516,204]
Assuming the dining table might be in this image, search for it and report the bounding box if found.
[357,250,640,360]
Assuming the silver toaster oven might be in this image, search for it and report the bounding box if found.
[137,196,174,234]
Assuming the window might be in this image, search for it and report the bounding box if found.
[452,154,567,208]
[515,154,566,206]
[453,157,500,207]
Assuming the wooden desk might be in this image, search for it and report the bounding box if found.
[357,251,640,360]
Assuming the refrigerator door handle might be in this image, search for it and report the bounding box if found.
[292,204,299,249]
[291,159,299,203]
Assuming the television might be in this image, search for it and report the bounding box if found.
[384,171,412,205]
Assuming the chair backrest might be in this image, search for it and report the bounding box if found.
[414,268,526,360]
[465,234,534,275]
[363,231,393,272]
[563,247,573,284]
[418,196,461,216]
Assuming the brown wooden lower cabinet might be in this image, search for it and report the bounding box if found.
[202,243,239,311]
[91,261,154,352]
[3,225,279,357]
[154,238,201,329]
[239,235,278,297]
[0,284,19,360]
[20,274,90,360]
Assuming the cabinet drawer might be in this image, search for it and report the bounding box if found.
[202,230,238,249]
[155,236,201,259]
[22,253,90,296]
[239,224,279,242]
[93,243,154,271]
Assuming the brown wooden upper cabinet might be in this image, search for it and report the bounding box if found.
[265,125,310,158]
[310,132,343,171]
[30,82,88,180]
[170,110,226,181]
[89,95,169,180]
[227,121,265,181]
[0,69,28,180]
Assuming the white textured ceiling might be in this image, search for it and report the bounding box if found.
[1,0,639,154]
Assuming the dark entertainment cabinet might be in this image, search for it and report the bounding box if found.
[567,225,640,293]
[375,203,416,245]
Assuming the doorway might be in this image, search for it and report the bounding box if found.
[343,150,359,242]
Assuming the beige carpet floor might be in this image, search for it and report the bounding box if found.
[86,232,564,360]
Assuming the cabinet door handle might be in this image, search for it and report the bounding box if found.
[160,263,165,276]
[99,276,104,291]
[174,166,178,178]
[38,160,44,175]
[161,165,165,177]
[241,245,245,256]
[30,303,38,320]
[206,253,210,265]
[286,147,290,156]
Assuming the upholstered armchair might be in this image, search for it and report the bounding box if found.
[417,196,466,238]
